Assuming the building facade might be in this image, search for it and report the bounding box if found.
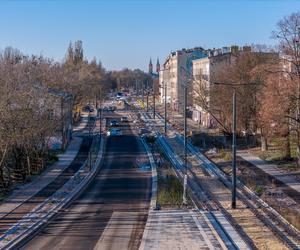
[191,57,212,127]
[159,47,207,112]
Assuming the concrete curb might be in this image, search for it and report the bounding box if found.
[140,138,157,209]
[2,136,106,250]
[139,138,157,250]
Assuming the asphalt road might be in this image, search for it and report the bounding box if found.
[21,112,152,250]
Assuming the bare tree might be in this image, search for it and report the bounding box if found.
[273,11,300,165]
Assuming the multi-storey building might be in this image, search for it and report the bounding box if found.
[160,45,278,129]
[192,46,278,128]
[159,47,207,112]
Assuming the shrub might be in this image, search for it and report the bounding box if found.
[145,135,156,144]
[255,185,264,196]
[219,149,232,161]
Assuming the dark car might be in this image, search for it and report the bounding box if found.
[108,106,116,112]
[139,128,150,136]
[121,116,129,122]
[83,105,94,112]
[110,120,119,126]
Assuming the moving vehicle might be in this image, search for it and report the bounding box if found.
[107,128,122,136]
[108,106,116,112]
[116,92,123,99]
[139,128,151,136]
[121,116,129,122]
[83,105,94,112]
[110,120,119,126]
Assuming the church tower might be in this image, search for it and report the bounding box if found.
[156,58,160,73]
[149,58,153,74]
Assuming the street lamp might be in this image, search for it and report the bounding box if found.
[180,66,190,206]
[152,78,156,119]
[161,67,170,135]
[164,80,167,135]
[146,89,149,112]
[232,89,237,209]
[212,81,240,209]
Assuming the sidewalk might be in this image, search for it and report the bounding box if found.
[237,150,300,194]
[139,209,224,250]
[0,117,87,220]
[73,112,89,132]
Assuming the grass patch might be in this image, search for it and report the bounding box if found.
[219,149,232,161]
[0,193,8,202]
[157,164,183,206]
[254,185,264,196]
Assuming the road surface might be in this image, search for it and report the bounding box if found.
[21,112,152,250]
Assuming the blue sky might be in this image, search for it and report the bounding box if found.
[0,0,299,71]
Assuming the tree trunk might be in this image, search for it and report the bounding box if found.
[296,131,300,167]
[283,133,291,160]
[261,135,268,151]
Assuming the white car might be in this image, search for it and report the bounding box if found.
[107,128,122,136]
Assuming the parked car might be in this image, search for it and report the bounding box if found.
[107,128,122,136]
[110,120,119,126]
[121,116,129,122]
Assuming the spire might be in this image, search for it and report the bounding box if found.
[156,58,160,73]
[149,58,153,74]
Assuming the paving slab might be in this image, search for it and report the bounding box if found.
[139,209,223,250]
[237,150,300,194]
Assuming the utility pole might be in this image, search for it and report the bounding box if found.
[232,90,237,209]
[142,85,144,104]
[146,90,149,112]
[89,151,92,171]
[99,92,102,137]
[164,81,167,135]
[183,85,188,205]
[95,93,98,110]
[153,79,156,119]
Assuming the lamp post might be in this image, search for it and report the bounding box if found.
[146,89,149,112]
[232,89,237,209]
[212,82,242,209]
[99,91,102,138]
[153,78,156,119]
[183,83,188,205]
[179,66,191,206]
[164,80,167,135]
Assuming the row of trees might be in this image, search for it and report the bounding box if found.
[0,40,133,191]
[193,11,300,165]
